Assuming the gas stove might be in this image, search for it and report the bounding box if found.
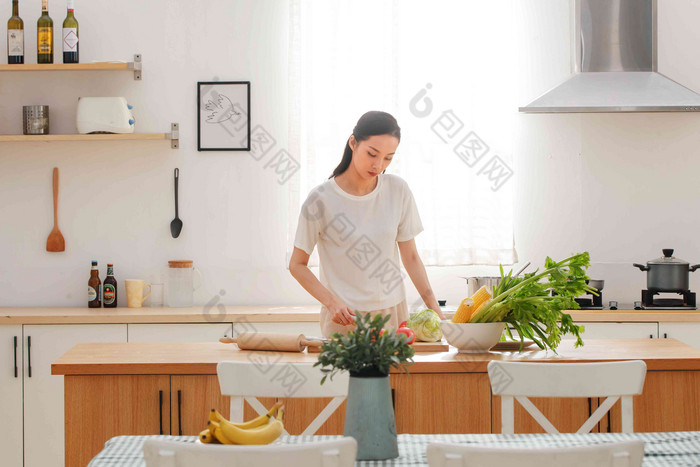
[638,289,697,310]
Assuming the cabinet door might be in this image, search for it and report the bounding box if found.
[64,375,170,467]
[393,373,492,434]
[171,375,230,435]
[128,323,233,342]
[659,322,700,349]
[23,324,127,467]
[0,325,23,467]
[564,322,658,339]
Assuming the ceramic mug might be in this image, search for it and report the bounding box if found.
[125,279,152,308]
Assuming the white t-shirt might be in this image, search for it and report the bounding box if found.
[294,174,423,311]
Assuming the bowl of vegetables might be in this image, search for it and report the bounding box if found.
[443,253,594,353]
[440,321,505,353]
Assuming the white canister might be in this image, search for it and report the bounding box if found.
[167,260,202,307]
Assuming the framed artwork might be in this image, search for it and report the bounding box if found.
[197,81,251,151]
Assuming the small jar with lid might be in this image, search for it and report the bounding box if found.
[167,260,202,307]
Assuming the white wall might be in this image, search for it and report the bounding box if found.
[1,0,699,310]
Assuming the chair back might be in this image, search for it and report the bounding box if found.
[487,360,647,434]
[427,440,645,467]
[143,437,357,467]
[217,361,349,435]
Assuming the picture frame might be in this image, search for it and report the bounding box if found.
[197,81,251,151]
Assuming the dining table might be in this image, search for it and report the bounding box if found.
[88,432,700,466]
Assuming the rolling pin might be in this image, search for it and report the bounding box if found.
[219,332,326,352]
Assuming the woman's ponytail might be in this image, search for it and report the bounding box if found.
[329,111,401,179]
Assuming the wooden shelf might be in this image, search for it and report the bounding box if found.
[0,62,129,72]
[0,133,167,142]
[0,55,143,79]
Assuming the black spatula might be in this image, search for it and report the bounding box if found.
[170,168,183,238]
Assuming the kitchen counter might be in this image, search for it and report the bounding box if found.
[5,305,700,324]
[0,305,321,324]
[54,338,700,466]
[52,338,700,375]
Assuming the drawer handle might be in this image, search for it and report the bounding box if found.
[27,336,32,378]
[159,390,164,435]
[177,390,182,435]
[13,336,18,378]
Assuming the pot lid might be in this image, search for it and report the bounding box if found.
[648,249,689,265]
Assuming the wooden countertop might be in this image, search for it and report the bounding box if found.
[0,306,321,324]
[4,306,700,325]
[51,338,700,376]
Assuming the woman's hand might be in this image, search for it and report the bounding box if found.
[326,296,356,326]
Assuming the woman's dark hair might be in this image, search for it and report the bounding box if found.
[329,111,401,178]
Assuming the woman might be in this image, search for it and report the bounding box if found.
[289,111,445,337]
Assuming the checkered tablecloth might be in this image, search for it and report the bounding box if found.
[88,432,700,466]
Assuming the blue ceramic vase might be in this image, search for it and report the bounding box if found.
[343,374,399,460]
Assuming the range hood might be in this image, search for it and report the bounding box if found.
[520,0,700,113]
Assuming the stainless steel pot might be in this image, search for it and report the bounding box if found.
[464,277,501,297]
[633,249,700,292]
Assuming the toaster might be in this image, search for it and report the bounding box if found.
[76,97,135,134]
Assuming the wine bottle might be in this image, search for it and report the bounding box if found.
[62,0,78,63]
[7,0,24,64]
[37,0,53,64]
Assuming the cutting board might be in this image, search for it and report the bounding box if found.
[307,339,449,353]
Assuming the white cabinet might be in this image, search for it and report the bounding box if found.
[23,324,127,467]
[0,325,23,467]
[659,322,700,349]
[128,323,233,342]
[566,322,659,339]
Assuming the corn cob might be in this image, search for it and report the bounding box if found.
[452,297,474,323]
[468,286,492,322]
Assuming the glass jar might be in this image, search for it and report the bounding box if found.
[167,260,202,307]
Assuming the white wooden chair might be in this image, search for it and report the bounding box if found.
[487,360,647,434]
[143,437,357,467]
[427,440,645,467]
[216,361,349,435]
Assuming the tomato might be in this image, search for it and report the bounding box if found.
[399,320,407,329]
[396,327,416,345]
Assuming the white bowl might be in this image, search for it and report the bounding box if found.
[440,321,505,353]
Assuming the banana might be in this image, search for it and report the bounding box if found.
[209,401,283,429]
[199,428,214,444]
[217,409,285,445]
[207,421,234,445]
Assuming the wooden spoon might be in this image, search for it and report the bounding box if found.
[46,167,65,252]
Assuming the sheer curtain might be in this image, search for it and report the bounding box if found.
[287,0,517,267]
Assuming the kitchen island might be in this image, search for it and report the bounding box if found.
[53,338,700,467]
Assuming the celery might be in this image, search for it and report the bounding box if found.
[470,252,595,352]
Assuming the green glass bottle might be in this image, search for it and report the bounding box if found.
[7,0,24,64]
[37,0,53,64]
[62,0,78,63]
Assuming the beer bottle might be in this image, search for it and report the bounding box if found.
[88,260,101,308]
[103,263,117,308]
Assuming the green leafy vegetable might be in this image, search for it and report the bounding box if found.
[469,252,595,352]
[314,312,415,384]
[407,308,443,342]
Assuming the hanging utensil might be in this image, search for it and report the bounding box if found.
[46,167,65,252]
[170,168,183,238]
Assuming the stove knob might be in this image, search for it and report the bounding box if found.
[634,301,643,310]
[609,301,618,310]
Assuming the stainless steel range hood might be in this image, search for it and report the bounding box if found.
[520,0,700,113]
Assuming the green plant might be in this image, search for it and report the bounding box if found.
[314,312,415,383]
[470,252,595,352]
